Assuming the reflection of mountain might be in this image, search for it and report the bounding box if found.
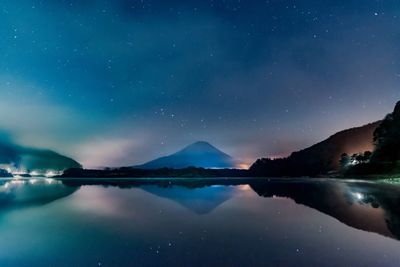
[0,179,78,210]
[59,177,400,240]
[141,186,236,214]
[135,141,237,169]
[249,180,400,240]
[250,122,380,176]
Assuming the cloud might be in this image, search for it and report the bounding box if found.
[74,138,140,168]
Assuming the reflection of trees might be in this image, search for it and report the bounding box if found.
[61,178,251,189]
[60,177,400,241]
[62,178,247,215]
[250,180,400,241]
[344,183,400,239]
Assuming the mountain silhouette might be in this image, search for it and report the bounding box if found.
[135,141,237,169]
[16,147,81,172]
[0,132,81,173]
[250,121,381,176]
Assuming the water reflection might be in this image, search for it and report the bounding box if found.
[59,178,400,241]
[1,178,400,266]
[141,185,237,214]
[0,178,77,211]
[250,179,400,240]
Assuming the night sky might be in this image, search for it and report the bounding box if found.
[0,0,399,168]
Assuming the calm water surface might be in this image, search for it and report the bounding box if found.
[0,177,400,267]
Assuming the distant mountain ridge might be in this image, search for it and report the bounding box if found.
[0,135,81,173]
[135,141,237,169]
[250,121,381,176]
[16,147,82,172]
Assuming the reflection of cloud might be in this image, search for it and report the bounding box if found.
[69,186,125,217]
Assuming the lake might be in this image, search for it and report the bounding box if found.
[0,177,400,267]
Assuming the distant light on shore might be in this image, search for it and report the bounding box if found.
[352,192,364,201]
[237,163,250,170]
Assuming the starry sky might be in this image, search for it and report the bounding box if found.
[0,0,399,168]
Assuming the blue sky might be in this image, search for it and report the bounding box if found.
[0,0,399,167]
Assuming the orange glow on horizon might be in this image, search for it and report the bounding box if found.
[238,184,252,191]
[237,163,251,169]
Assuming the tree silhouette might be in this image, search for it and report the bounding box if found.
[339,153,350,170]
[372,101,400,163]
